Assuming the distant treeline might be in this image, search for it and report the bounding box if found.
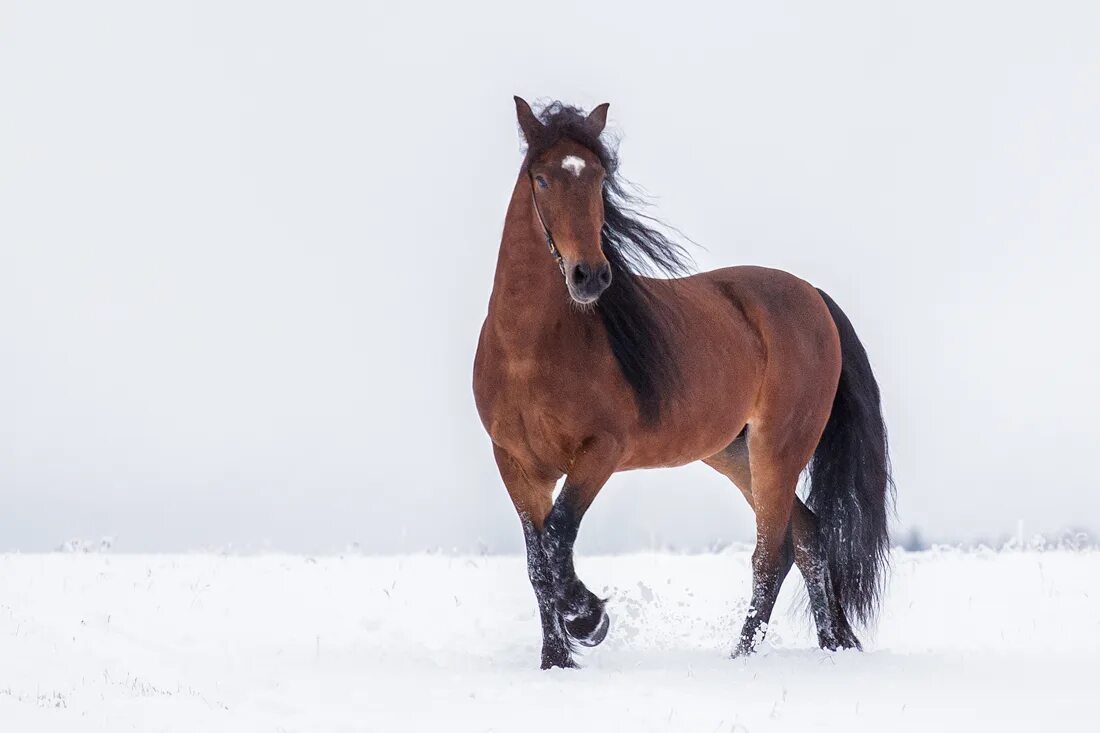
[898,526,1097,552]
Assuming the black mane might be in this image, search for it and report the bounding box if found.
[522,101,694,423]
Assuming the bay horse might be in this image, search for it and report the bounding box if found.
[473,97,893,669]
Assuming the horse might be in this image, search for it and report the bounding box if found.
[473,97,893,669]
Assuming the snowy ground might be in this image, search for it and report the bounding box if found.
[1,548,1096,732]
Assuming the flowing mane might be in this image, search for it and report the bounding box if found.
[521,101,695,423]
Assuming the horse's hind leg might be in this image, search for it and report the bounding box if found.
[702,429,756,507]
[706,430,796,655]
[740,468,798,651]
[791,503,861,650]
[707,432,859,653]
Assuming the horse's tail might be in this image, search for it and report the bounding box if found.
[806,289,894,627]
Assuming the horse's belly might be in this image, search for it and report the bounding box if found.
[623,416,747,470]
[621,370,755,470]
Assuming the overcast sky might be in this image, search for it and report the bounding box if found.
[2,1,1098,552]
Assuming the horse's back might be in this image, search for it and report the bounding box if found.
[691,265,842,426]
[694,265,839,354]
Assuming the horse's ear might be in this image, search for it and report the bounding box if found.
[514,96,543,143]
[586,103,610,136]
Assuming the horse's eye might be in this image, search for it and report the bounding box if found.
[535,175,549,189]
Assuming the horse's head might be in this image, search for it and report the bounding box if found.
[515,96,612,305]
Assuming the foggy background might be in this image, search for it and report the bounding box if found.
[2,1,1098,553]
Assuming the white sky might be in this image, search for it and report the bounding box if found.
[2,1,1098,552]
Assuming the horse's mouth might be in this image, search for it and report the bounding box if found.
[568,290,601,306]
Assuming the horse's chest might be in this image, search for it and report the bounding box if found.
[474,345,608,473]
[477,370,569,459]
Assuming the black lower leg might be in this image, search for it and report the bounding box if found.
[542,489,609,647]
[734,528,795,656]
[522,518,575,669]
[824,573,860,650]
[794,514,861,651]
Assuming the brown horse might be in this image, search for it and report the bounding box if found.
[473,97,893,669]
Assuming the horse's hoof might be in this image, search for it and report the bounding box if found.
[565,609,609,648]
[540,652,578,670]
[541,658,578,670]
[731,642,755,659]
[818,628,862,652]
[540,640,578,669]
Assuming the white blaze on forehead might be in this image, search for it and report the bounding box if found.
[561,155,586,176]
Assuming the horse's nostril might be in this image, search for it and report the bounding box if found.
[572,265,589,285]
[598,266,612,286]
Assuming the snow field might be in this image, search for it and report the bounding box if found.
[1,548,1096,731]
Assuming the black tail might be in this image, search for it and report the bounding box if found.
[807,289,894,627]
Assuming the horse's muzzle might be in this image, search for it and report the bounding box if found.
[566,261,612,304]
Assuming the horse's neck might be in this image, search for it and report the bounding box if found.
[486,177,573,344]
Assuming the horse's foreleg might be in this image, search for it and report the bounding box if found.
[492,445,574,669]
[543,434,621,649]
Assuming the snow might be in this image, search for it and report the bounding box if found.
[2,548,1096,731]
